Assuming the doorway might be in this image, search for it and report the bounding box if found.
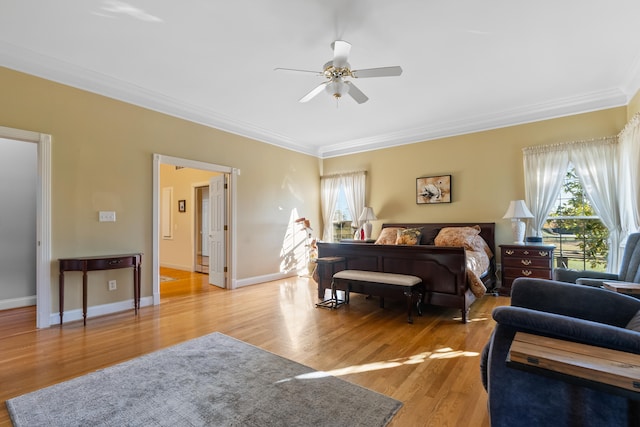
[0,126,51,328]
[152,154,237,306]
[194,185,209,274]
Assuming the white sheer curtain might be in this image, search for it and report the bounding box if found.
[342,172,366,230]
[523,145,569,238]
[320,176,340,242]
[570,137,621,269]
[524,137,624,272]
[618,113,640,240]
[320,171,367,242]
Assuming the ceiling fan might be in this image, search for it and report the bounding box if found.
[275,40,403,104]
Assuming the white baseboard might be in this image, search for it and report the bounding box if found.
[234,272,298,288]
[160,262,192,271]
[50,296,154,325]
[0,295,37,310]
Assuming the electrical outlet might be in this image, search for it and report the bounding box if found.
[108,280,117,291]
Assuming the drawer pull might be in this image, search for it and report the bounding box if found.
[522,270,532,276]
[108,259,123,265]
[538,251,549,257]
[523,250,530,255]
[521,259,532,266]
[505,250,514,255]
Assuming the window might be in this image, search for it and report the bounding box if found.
[542,166,608,271]
[332,187,353,241]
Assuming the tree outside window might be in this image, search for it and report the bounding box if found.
[543,166,609,271]
[332,187,353,241]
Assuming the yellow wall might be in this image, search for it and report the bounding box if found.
[0,64,634,315]
[0,67,321,311]
[628,88,640,119]
[322,108,628,247]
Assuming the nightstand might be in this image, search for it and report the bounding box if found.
[499,244,555,296]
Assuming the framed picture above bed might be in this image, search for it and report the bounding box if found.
[416,175,451,204]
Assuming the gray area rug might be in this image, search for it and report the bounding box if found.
[6,332,402,426]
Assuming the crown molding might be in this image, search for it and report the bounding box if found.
[1,41,634,160]
[318,88,628,158]
[0,41,317,157]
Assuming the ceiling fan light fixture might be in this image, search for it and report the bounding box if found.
[326,80,349,98]
[277,40,402,104]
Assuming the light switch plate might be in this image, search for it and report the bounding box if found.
[99,211,116,222]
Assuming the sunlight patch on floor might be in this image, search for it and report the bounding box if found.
[276,347,480,382]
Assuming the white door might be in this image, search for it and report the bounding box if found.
[208,174,226,287]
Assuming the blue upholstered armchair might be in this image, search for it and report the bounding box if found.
[554,233,640,287]
[481,278,640,427]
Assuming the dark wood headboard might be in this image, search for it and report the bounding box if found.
[381,222,496,258]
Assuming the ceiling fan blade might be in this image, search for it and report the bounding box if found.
[345,81,369,104]
[274,67,323,75]
[299,81,329,103]
[332,40,351,68]
[351,66,403,78]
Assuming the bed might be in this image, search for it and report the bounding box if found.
[316,222,496,323]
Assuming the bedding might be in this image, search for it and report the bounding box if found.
[434,226,492,298]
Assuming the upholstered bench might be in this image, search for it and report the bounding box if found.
[331,270,424,323]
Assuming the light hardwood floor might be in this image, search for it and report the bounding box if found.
[0,268,509,426]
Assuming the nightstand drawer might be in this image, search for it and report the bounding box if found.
[502,248,553,259]
[503,257,552,269]
[503,267,553,280]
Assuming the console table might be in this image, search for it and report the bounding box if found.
[58,253,142,326]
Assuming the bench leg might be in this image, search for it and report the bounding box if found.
[461,308,469,323]
[404,289,414,324]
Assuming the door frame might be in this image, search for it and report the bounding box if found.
[192,182,210,273]
[0,126,51,328]
[152,154,238,304]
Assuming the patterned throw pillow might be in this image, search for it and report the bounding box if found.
[374,227,405,245]
[396,228,423,245]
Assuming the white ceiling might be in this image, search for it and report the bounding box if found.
[2,1,640,158]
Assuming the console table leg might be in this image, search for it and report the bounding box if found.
[82,271,88,326]
[133,265,139,314]
[59,272,64,326]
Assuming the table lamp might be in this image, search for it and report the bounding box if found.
[502,200,534,244]
[358,207,377,240]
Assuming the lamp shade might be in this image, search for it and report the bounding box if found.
[326,80,349,98]
[358,207,377,222]
[502,200,534,219]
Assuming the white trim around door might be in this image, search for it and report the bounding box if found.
[152,154,238,305]
[0,126,52,328]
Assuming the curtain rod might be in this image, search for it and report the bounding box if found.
[522,136,617,154]
[320,170,367,179]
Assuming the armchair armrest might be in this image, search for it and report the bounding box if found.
[553,268,618,283]
[492,306,640,354]
[510,278,640,326]
[575,277,610,287]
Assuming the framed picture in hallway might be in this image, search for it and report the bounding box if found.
[416,175,451,204]
[178,199,186,212]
